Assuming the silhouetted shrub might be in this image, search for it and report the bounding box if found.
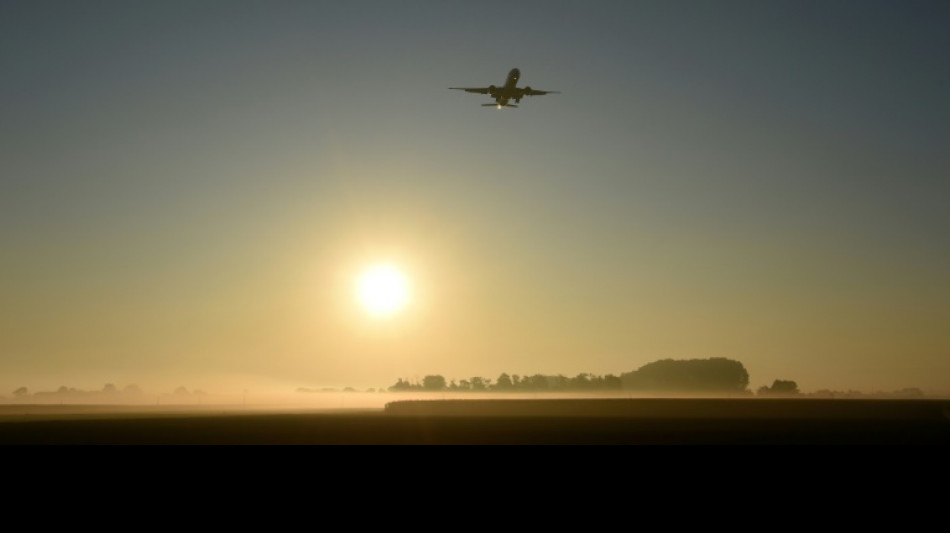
[757,379,800,396]
[620,358,750,393]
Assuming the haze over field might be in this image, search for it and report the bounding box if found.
[2,1,948,398]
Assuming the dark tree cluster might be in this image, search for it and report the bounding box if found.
[757,379,801,396]
[620,357,751,393]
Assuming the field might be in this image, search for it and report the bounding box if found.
[1,398,948,444]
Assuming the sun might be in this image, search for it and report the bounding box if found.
[356,263,410,317]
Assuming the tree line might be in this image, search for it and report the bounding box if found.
[389,372,624,392]
[7,384,207,400]
[389,357,752,394]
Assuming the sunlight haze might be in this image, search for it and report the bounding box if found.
[1,1,948,398]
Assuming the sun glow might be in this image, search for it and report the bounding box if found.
[356,263,410,317]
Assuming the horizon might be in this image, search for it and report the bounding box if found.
[2,1,948,398]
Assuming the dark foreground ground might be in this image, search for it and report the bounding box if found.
[1,398,948,444]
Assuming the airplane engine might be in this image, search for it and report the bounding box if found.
[488,84,497,96]
[524,86,532,96]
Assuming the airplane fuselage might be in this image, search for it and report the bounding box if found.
[489,68,522,106]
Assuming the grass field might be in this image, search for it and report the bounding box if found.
[1,398,948,444]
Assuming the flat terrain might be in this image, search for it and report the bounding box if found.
[1,398,948,444]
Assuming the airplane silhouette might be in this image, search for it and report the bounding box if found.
[450,68,559,108]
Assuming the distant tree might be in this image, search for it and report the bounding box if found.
[621,358,750,394]
[123,384,143,395]
[102,383,117,393]
[603,374,622,390]
[571,373,592,390]
[422,375,447,391]
[13,387,28,397]
[523,374,549,391]
[772,380,799,394]
[174,386,189,395]
[757,379,800,396]
[495,373,513,391]
[549,375,570,391]
[470,377,490,391]
[389,378,413,392]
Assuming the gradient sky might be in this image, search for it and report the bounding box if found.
[2,0,948,395]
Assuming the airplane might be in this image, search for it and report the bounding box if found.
[450,68,559,108]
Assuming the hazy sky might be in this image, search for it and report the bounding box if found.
[2,0,948,395]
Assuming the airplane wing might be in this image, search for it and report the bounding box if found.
[524,88,560,96]
[449,87,491,94]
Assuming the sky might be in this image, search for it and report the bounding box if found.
[1,0,948,396]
